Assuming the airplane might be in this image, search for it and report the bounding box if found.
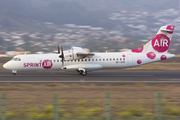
[3,25,176,76]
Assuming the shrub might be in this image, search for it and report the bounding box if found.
[59,108,66,116]
[63,113,72,117]
[78,100,87,107]
[163,105,180,116]
[80,107,103,117]
[119,105,145,116]
[94,99,102,105]
[29,107,39,113]
[6,111,16,117]
[119,111,132,116]
[44,105,53,113]
[143,112,153,116]
[126,105,144,116]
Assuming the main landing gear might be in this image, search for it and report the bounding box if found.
[12,70,17,75]
[77,68,87,76]
[79,71,87,76]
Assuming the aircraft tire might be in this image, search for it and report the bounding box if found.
[12,73,16,75]
[82,71,87,76]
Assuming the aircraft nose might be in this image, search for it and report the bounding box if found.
[3,63,8,69]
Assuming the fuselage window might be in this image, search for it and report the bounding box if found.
[54,60,56,62]
[103,59,105,61]
[85,59,87,61]
[96,59,98,61]
[113,58,115,61]
[110,58,112,61]
[88,59,90,61]
[57,60,59,62]
[116,58,118,61]
[123,58,125,60]
[106,59,108,61]
[74,60,76,62]
[78,59,80,62]
[92,59,94,61]
[99,59,101,61]
[81,59,83,62]
[71,60,73,62]
[40,60,42,63]
[120,58,122,60]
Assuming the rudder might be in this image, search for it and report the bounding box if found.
[131,25,175,53]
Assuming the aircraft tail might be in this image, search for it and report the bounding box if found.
[131,25,175,53]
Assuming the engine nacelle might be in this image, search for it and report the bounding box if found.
[63,47,87,60]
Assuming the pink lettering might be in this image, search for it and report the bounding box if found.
[27,63,30,67]
[35,63,38,67]
[23,63,42,67]
[30,63,33,67]
[23,63,27,67]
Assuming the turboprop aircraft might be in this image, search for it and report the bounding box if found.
[3,25,176,76]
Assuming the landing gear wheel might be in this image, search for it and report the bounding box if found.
[82,71,87,76]
[79,71,83,75]
[12,70,17,75]
[12,73,16,75]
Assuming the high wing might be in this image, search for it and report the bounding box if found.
[64,46,94,60]
[76,52,94,58]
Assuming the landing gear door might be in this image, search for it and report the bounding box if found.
[128,53,133,67]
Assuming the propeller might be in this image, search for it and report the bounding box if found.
[57,44,60,54]
[59,45,64,67]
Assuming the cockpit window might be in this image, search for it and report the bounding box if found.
[11,57,21,61]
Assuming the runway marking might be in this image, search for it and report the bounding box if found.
[0,81,179,83]
[158,79,180,81]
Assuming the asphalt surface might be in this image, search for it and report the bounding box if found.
[0,70,180,85]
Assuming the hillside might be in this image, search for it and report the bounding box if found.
[0,0,179,30]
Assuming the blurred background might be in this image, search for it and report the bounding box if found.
[0,0,180,56]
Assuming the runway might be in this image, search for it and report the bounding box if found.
[0,70,180,85]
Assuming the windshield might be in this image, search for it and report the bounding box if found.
[11,57,21,61]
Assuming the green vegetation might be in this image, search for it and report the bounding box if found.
[0,83,179,118]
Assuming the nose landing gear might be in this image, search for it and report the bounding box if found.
[12,70,17,75]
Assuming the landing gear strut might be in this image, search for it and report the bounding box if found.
[12,70,17,75]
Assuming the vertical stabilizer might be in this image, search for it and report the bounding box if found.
[131,25,175,53]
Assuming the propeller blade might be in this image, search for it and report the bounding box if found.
[57,44,60,54]
[59,45,64,67]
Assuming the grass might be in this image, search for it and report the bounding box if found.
[1,83,180,117]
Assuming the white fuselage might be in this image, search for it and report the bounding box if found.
[3,52,175,72]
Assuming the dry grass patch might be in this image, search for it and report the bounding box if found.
[0,84,180,117]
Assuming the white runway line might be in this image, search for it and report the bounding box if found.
[158,79,180,81]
